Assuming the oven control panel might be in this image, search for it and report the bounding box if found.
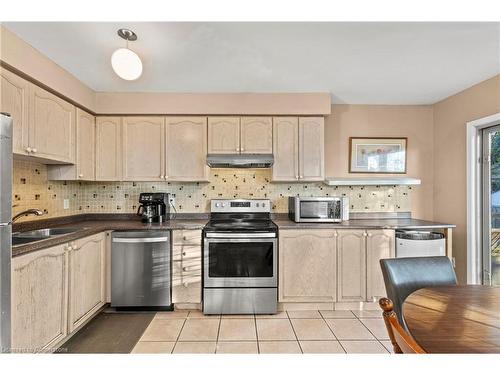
[211,199,271,213]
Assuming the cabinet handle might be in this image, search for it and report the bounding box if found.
[182,251,187,256]
[160,175,164,179]
[32,148,37,153]
[367,233,372,237]
[363,232,368,237]
[26,147,32,153]
[240,148,245,152]
[78,174,83,178]
[183,282,189,287]
[164,175,168,180]
[299,175,303,179]
[66,246,73,251]
[295,175,299,180]
[333,232,338,237]
[235,147,239,152]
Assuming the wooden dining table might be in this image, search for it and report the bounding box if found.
[403,285,500,353]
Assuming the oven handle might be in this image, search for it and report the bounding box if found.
[205,232,276,238]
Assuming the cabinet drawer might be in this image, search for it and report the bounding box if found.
[172,244,201,261]
[172,230,202,245]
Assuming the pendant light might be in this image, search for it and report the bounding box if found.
[111,28,143,81]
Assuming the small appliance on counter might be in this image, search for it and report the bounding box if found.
[137,192,170,223]
[288,196,349,223]
[203,199,278,315]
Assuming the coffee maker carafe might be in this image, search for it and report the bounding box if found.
[137,193,170,223]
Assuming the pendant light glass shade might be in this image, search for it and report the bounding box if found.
[111,47,143,81]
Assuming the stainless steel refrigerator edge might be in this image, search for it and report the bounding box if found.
[0,113,13,352]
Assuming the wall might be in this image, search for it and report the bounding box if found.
[433,74,500,283]
[325,104,435,220]
[0,25,96,112]
[12,159,413,222]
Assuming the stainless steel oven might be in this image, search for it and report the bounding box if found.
[288,196,349,223]
[202,199,278,315]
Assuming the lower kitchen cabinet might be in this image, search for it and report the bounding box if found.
[11,244,69,352]
[337,230,367,302]
[11,232,109,352]
[366,229,395,302]
[172,230,202,304]
[68,233,107,333]
[278,229,337,303]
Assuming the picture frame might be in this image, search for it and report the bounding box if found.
[349,137,407,173]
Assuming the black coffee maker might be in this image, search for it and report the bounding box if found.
[137,193,170,223]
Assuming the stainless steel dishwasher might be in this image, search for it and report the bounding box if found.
[111,230,172,309]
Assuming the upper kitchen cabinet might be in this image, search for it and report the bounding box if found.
[208,117,240,153]
[240,117,273,154]
[272,116,324,182]
[47,108,95,181]
[272,117,299,181]
[0,68,30,155]
[298,117,324,181]
[29,85,76,163]
[95,117,122,181]
[166,117,209,181]
[122,117,165,181]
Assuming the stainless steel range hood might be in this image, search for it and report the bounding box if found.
[206,154,274,168]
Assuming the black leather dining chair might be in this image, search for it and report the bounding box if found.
[379,256,457,331]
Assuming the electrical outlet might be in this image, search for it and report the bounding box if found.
[169,194,176,207]
[63,199,69,210]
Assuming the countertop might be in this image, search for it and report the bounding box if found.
[11,213,455,258]
[12,214,207,258]
[273,218,456,230]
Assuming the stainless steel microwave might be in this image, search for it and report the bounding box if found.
[288,196,349,223]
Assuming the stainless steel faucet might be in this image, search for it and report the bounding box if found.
[12,209,44,223]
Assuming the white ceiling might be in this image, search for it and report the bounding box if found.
[3,22,500,104]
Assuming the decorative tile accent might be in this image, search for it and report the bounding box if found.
[12,159,412,222]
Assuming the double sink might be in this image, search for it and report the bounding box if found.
[12,227,83,246]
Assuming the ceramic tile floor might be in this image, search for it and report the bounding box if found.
[131,310,393,354]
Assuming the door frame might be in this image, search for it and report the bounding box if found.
[467,113,500,284]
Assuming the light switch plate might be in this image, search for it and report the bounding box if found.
[63,199,69,209]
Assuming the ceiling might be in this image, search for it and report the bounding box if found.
[3,22,500,104]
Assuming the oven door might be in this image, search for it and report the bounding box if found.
[204,235,277,288]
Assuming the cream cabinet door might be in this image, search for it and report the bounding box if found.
[47,109,96,181]
[122,117,165,181]
[272,117,299,181]
[95,117,122,181]
[0,68,30,155]
[366,230,395,302]
[172,230,202,304]
[75,109,95,180]
[208,117,240,153]
[279,229,337,302]
[299,117,324,181]
[240,117,273,154]
[11,244,69,352]
[30,85,75,163]
[337,230,367,302]
[68,233,106,333]
[166,117,209,181]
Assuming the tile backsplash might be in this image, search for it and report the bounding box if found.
[12,159,412,222]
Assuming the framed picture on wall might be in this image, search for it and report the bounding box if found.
[349,137,407,173]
